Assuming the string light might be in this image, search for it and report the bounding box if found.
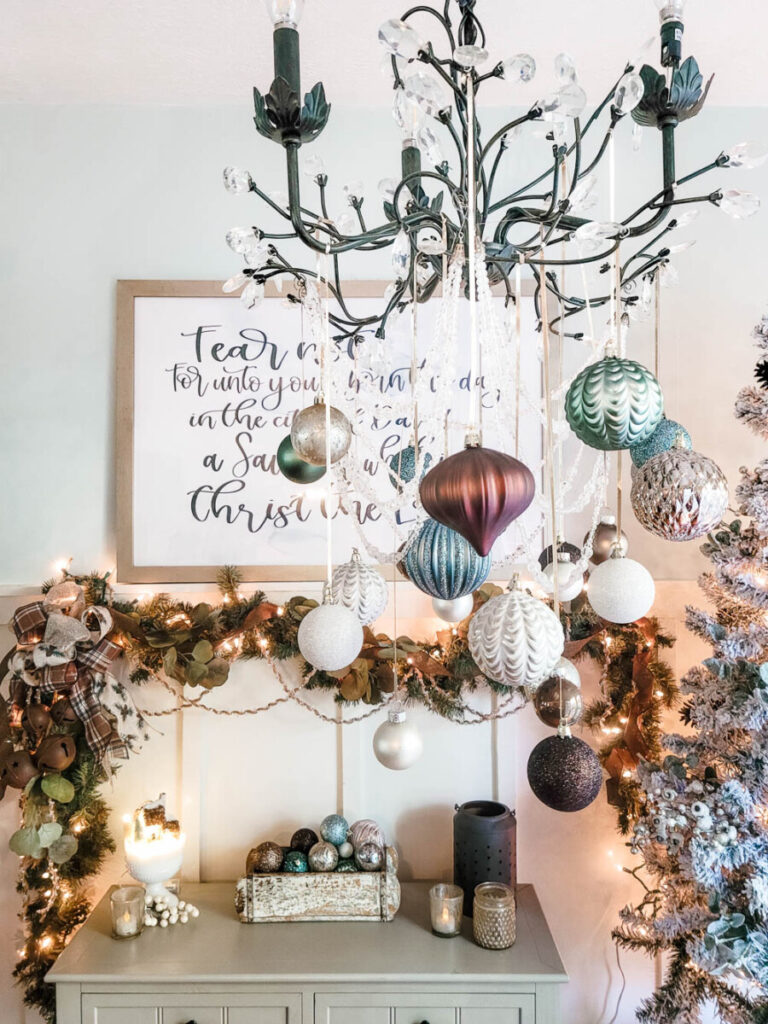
[39,936,53,952]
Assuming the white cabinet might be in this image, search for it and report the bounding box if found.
[48,883,566,1024]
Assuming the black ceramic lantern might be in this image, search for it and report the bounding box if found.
[453,800,517,917]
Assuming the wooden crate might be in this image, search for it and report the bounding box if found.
[235,846,400,922]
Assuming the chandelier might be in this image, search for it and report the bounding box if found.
[222,0,761,340]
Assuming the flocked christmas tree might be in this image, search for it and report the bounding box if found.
[614,313,768,1024]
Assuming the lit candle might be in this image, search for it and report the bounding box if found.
[110,886,145,940]
[124,795,185,907]
[429,883,463,937]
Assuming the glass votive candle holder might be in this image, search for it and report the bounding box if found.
[429,883,464,937]
[165,877,181,897]
[472,882,516,950]
[110,885,145,940]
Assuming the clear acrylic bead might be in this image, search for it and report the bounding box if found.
[573,221,623,252]
[222,272,249,293]
[554,52,577,83]
[303,154,327,179]
[417,226,445,255]
[269,190,289,209]
[378,18,425,61]
[659,262,679,288]
[726,142,768,169]
[223,166,253,194]
[632,123,644,152]
[335,211,357,235]
[614,72,644,114]
[404,71,452,117]
[454,44,488,68]
[378,177,398,200]
[668,239,696,254]
[391,229,411,279]
[226,227,261,255]
[393,87,426,138]
[241,279,265,309]
[674,207,700,228]
[244,241,271,269]
[415,259,433,287]
[719,189,761,219]
[343,180,365,203]
[500,54,536,83]
[569,172,598,213]
[540,82,586,120]
[416,122,444,167]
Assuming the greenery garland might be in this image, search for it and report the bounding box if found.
[2,565,676,1018]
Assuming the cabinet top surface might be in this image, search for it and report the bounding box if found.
[47,882,567,986]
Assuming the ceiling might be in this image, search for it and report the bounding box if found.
[0,0,764,108]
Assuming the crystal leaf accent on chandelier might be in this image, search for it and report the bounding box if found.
[719,189,761,219]
[573,221,624,251]
[393,86,426,137]
[378,18,425,61]
[500,54,536,83]
[673,207,700,228]
[554,52,578,83]
[541,82,587,120]
[404,71,452,117]
[417,122,445,168]
[222,272,249,294]
[454,45,489,69]
[569,173,598,213]
[223,166,253,194]
[726,142,768,169]
[241,279,265,309]
[614,72,645,115]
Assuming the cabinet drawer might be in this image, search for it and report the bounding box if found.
[81,993,299,1024]
[315,992,536,1024]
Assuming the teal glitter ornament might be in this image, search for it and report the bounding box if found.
[629,416,692,467]
[320,813,349,846]
[277,434,326,485]
[403,518,492,599]
[283,850,309,873]
[388,445,433,489]
[564,355,663,451]
[336,858,357,873]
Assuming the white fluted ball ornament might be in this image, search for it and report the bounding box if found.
[468,579,564,690]
[373,702,423,771]
[432,594,475,622]
[331,548,388,625]
[587,552,655,623]
[297,589,363,671]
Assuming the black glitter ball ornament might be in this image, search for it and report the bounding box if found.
[290,828,319,854]
[526,735,602,812]
[755,360,768,391]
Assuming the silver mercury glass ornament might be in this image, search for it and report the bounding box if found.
[290,397,352,466]
[354,842,385,872]
[307,841,339,872]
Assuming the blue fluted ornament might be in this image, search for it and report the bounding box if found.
[388,445,433,489]
[629,416,692,467]
[565,355,663,450]
[403,518,492,599]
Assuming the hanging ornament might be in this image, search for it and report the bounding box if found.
[541,553,584,603]
[432,593,475,623]
[537,541,581,570]
[564,354,664,450]
[467,581,564,690]
[372,702,423,770]
[403,518,491,599]
[331,549,388,625]
[388,445,433,489]
[585,508,628,565]
[629,416,692,467]
[419,444,535,557]
[526,734,603,812]
[290,399,352,466]
[532,674,583,729]
[630,440,728,542]
[297,594,363,672]
[586,553,655,623]
[276,434,326,485]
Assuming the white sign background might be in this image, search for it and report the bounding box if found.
[130,291,540,577]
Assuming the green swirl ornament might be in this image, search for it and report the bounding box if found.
[564,356,663,451]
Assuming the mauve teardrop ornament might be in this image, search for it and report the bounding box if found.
[419,446,535,557]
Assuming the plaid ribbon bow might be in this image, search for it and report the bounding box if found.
[9,585,128,762]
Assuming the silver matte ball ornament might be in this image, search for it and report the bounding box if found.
[297,600,363,671]
[349,819,386,851]
[308,841,339,872]
[587,553,655,623]
[630,442,728,542]
[373,704,423,770]
[331,548,388,625]
[355,842,385,872]
[585,508,629,565]
[290,400,352,466]
[565,354,664,451]
[431,594,475,622]
[468,583,564,690]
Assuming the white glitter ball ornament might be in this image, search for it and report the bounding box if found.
[331,548,388,625]
[297,598,363,671]
[431,594,475,622]
[587,554,655,623]
[468,583,564,689]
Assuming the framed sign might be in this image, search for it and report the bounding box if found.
[116,280,540,584]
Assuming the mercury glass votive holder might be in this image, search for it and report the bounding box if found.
[429,883,464,937]
[110,885,145,940]
[472,882,516,950]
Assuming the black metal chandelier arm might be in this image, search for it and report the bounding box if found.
[483,137,508,222]
[401,4,457,51]
[251,181,323,228]
[440,113,468,191]
[477,108,542,171]
[390,170,464,227]
[619,157,724,227]
[578,124,617,179]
